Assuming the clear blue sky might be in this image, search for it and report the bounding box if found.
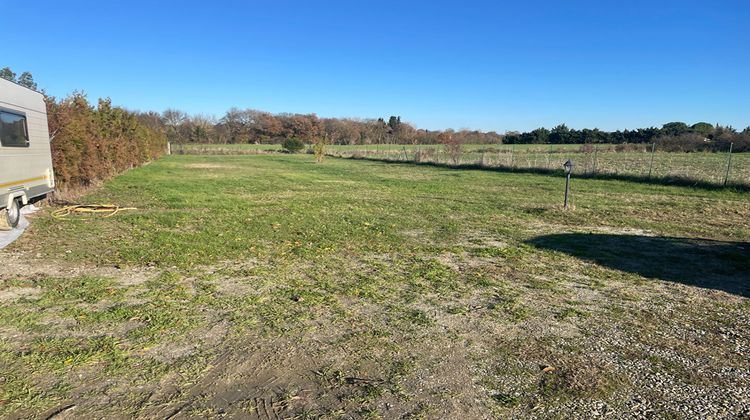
[4,0,749,132]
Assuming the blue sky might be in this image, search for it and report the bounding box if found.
[4,0,749,132]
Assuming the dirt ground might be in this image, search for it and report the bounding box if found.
[1,155,749,418]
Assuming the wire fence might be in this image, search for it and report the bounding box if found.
[170,143,278,155]
[327,143,749,188]
[168,142,748,188]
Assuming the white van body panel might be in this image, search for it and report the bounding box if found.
[0,78,55,209]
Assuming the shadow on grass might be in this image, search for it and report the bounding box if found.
[333,155,750,192]
[528,233,750,297]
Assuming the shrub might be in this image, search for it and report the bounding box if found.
[312,135,329,163]
[46,94,167,190]
[439,131,462,165]
[282,138,305,153]
[657,133,709,152]
[414,148,435,163]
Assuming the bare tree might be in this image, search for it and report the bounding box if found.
[188,114,217,143]
[162,109,188,127]
[162,109,189,144]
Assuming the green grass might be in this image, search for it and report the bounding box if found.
[26,155,750,267]
[177,143,282,151]
[175,142,582,152]
[332,146,750,187]
[176,142,749,187]
[1,154,748,417]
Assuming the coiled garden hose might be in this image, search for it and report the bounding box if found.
[52,204,137,220]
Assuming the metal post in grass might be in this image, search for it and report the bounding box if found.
[647,143,656,179]
[563,159,573,209]
[723,142,734,187]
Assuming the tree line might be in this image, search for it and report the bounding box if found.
[154,108,749,152]
[158,109,503,146]
[504,122,750,152]
[3,66,748,190]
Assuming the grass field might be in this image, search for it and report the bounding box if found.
[175,143,750,187]
[175,143,586,153]
[345,150,750,187]
[1,155,749,418]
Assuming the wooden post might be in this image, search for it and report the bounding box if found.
[647,143,656,179]
[724,142,734,187]
[547,144,551,169]
[592,145,598,174]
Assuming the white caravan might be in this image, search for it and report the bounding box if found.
[0,78,55,228]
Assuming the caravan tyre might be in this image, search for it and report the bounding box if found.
[5,200,20,229]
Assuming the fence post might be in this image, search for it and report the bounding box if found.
[592,145,598,175]
[510,145,515,168]
[647,143,656,179]
[723,142,734,187]
[547,144,551,169]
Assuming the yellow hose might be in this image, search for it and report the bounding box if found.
[52,204,137,220]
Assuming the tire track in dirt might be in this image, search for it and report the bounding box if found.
[148,338,328,419]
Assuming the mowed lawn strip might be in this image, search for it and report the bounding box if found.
[1,154,748,418]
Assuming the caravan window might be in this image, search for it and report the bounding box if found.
[0,111,30,147]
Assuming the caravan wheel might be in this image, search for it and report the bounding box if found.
[5,200,20,228]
